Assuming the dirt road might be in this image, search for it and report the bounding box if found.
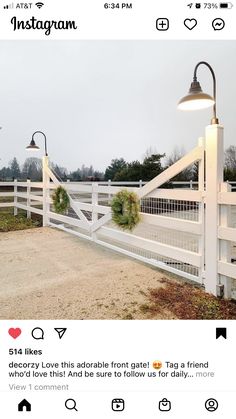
[0,227,176,320]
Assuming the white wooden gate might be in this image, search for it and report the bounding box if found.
[1,124,236,298]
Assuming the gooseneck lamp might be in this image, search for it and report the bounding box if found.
[178,61,219,125]
[26,131,48,156]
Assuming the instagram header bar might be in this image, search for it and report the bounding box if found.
[0,0,235,39]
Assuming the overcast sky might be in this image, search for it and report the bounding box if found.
[0,40,235,171]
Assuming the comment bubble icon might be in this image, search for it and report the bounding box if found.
[31,327,44,340]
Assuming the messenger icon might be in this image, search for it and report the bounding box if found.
[159,398,171,411]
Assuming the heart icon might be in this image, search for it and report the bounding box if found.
[8,328,22,339]
[184,18,197,30]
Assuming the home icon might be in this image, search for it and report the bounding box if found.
[18,399,31,412]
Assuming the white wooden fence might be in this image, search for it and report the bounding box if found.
[1,124,236,299]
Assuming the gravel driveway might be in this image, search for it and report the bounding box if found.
[0,227,175,319]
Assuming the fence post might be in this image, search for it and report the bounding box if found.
[27,179,31,219]
[219,182,232,298]
[14,179,18,216]
[43,156,50,227]
[92,182,98,240]
[66,179,70,215]
[108,179,112,204]
[205,124,224,296]
[198,137,205,284]
[139,179,142,188]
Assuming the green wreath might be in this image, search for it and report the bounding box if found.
[52,186,70,214]
[111,189,141,231]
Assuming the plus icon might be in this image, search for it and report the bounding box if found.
[156,18,169,31]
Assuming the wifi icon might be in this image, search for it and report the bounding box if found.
[35,2,44,8]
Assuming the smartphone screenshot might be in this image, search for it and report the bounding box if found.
[0,0,235,417]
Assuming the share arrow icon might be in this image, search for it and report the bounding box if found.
[54,328,67,339]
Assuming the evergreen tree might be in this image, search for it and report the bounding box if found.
[142,153,165,181]
[114,155,165,181]
[104,158,127,180]
[0,166,12,180]
[10,157,21,179]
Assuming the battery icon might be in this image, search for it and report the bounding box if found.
[219,2,233,8]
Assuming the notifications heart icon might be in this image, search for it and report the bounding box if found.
[184,18,197,30]
[8,328,22,339]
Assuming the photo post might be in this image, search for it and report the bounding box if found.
[0,1,235,417]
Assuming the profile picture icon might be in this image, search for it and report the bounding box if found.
[205,398,218,412]
[152,360,162,370]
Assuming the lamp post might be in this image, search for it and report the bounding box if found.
[26,130,48,156]
[26,130,49,227]
[178,62,226,297]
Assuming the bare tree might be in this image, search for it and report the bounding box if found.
[225,145,236,170]
[142,146,159,161]
[22,157,42,181]
[165,146,194,181]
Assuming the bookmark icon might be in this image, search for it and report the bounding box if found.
[216,327,227,339]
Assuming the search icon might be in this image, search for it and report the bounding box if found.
[31,327,44,340]
[65,399,78,412]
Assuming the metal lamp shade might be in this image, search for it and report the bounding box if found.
[178,80,215,111]
[178,93,215,111]
[26,139,40,150]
